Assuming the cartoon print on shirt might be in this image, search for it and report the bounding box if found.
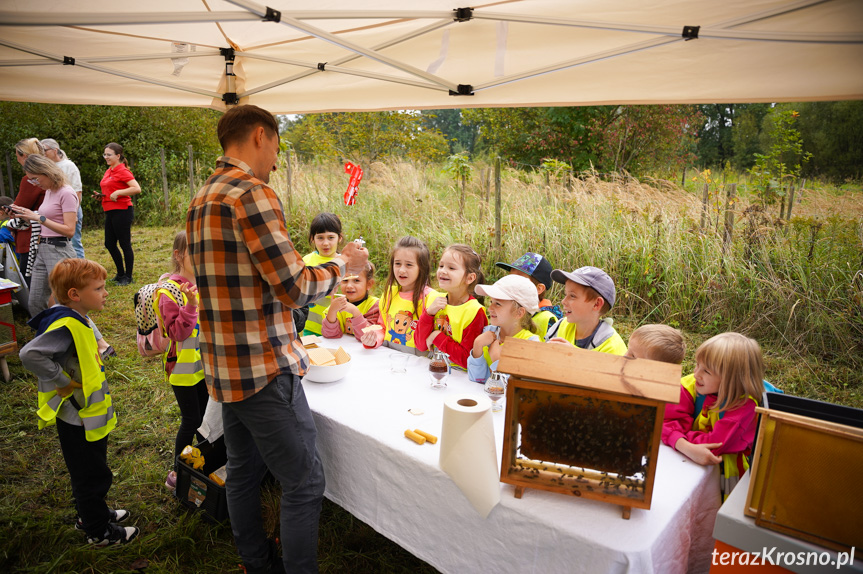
[389,310,413,344]
[435,313,453,336]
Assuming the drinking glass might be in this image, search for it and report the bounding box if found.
[389,352,408,374]
[428,348,450,389]
[484,371,508,412]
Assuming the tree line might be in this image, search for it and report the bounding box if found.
[284,102,862,182]
[0,102,222,221]
[1,101,860,204]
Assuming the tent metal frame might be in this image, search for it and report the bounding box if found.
[1,0,860,107]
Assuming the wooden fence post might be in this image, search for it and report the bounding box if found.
[160,148,169,209]
[494,156,502,252]
[700,183,709,231]
[723,183,737,251]
[786,181,797,220]
[485,167,490,203]
[681,166,687,189]
[5,153,14,197]
[188,144,195,199]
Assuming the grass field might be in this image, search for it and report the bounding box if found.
[1,160,860,573]
[0,229,439,574]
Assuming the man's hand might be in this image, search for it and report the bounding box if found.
[340,242,368,277]
[676,439,723,465]
[547,337,573,346]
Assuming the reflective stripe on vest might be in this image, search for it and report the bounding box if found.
[482,328,537,366]
[40,316,116,441]
[303,252,335,336]
[156,282,205,387]
[381,285,442,351]
[545,318,627,355]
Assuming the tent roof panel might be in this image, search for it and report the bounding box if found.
[1,0,861,112]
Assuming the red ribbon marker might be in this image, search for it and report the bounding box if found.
[344,162,364,205]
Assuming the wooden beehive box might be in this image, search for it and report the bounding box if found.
[744,396,863,552]
[497,338,681,519]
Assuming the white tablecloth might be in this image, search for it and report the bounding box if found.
[303,338,720,574]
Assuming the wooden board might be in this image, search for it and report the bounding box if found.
[497,337,681,403]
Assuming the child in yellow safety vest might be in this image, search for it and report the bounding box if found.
[20,258,139,546]
[302,212,344,337]
[157,231,206,493]
[662,332,766,499]
[494,252,562,339]
[358,236,441,355]
[467,275,541,383]
[545,266,627,355]
[415,244,489,369]
[322,261,380,341]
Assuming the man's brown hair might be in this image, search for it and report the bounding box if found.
[217,105,279,151]
[50,259,108,305]
[630,324,685,364]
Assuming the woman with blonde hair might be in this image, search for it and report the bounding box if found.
[8,154,77,316]
[12,138,47,272]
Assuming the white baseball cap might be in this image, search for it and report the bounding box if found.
[475,275,540,314]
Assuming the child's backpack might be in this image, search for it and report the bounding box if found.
[134,276,181,358]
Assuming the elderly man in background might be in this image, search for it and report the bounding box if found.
[41,138,84,258]
[187,104,367,574]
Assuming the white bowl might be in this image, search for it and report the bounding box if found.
[303,347,351,383]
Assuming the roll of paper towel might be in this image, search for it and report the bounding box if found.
[439,394,501,518]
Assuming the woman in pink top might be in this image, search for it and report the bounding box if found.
[10,155,77,316]
[96,143,140,286]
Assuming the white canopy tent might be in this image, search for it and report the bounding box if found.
[1,0,862,114]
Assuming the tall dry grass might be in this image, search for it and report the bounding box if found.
[272,158,863,395]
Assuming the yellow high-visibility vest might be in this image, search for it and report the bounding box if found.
[546,318,627,355]
[380,285,442,353]
[482,328,538,366]
[332,295,379,337]
[155,281,205,387]
[532,310,557,340]
[37,315,117,441]
[302,251,336,336]
[680,374,757,499]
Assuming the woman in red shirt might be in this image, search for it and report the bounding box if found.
[96,143,140,286]
[13,138,47,274]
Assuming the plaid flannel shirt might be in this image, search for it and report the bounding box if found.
[187,156,344,402]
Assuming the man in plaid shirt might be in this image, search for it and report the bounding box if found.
[187,105,367,574]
